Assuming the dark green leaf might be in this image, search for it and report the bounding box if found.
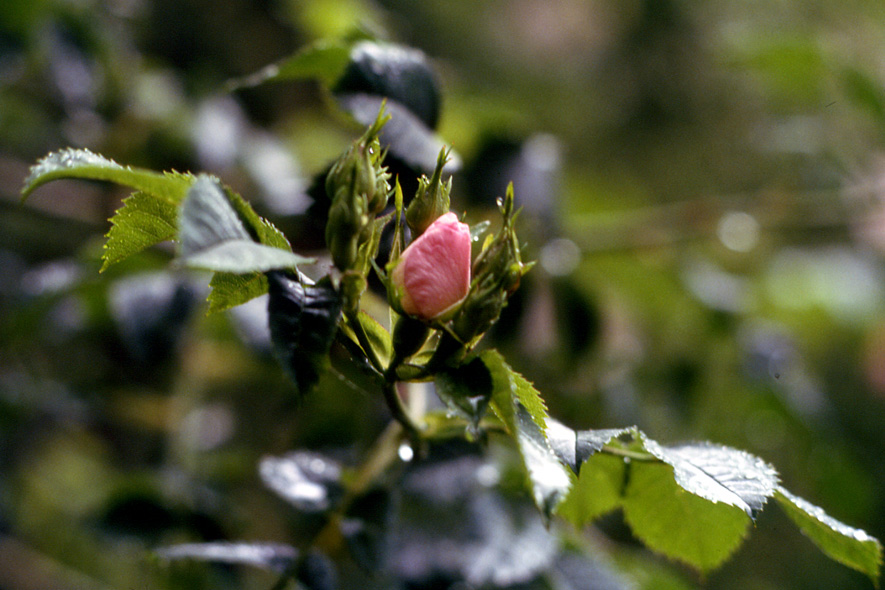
[296,550,338,590]
[334,40,442,130]
[623,460,752,572]
[267,272,342,396]
[156,542,298,573]
[434,356,493,435]
[101,191,177,271]
[480,349,565,516]
[21,148,193,203]
[178,176,313,274]
[775,487,882,585]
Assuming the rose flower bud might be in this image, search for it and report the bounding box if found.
[390,212,471,320]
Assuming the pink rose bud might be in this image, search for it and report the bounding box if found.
[391,212,471,320]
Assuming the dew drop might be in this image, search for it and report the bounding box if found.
[398,443,414,462]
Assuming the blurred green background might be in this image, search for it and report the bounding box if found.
[2,0,885,588]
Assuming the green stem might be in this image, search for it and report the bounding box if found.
[381,379,423,442]
[268,421,407,590]
[600,444,659,462]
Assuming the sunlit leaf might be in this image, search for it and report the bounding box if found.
[575,427,637,467]
[556,451,626,528]
[481,349,547,432]
[156,542,298,573]
[513,403,572,518]
[775,487,882,585]
[102,191,177,271]
[558,429,780,572]
[646,441,779,519]
[555,427,635,527]
[21,148,193,203]
[623,460,752,572]
[221,183,293,250]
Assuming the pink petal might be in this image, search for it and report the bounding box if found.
[397,212,471,319]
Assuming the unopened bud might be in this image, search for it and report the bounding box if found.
[324,107,392,271]
[325,108,392,213]
[406,148,452,236]
[388,212,472,321]
[325,188,368,271]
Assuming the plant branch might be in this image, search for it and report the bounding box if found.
[381,380,423,442]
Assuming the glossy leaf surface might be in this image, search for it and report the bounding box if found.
[775,487,882,585]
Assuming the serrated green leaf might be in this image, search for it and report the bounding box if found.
[556,451,626,528]
[101,191,177,271]
[21,148,194,203]
[228,39,351,90]
[178,176,313,274]
[183,240,314,274]
[512,403,572,518]
[645,440,779,519]
[480,349,566,516]
[775,487,882,585]
[206,272,269,314]
[623,460,752,572]
[481,349,547,432]
[222,184,293,250]
[553,426,638,527]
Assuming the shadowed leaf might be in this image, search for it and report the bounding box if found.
[156,542,298,573]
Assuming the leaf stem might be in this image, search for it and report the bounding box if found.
[600,444,659,462]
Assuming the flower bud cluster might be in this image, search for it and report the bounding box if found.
[325,110,392,272]
[387,180,530,364]
[322,112,531,375]
[452,184,530,344]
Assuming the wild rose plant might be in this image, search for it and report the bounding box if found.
[19,99,882,587]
